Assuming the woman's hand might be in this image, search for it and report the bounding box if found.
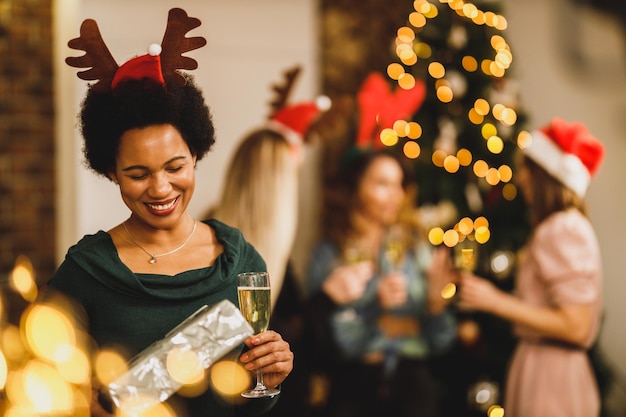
[239,330,294,389]
[425,247,458,313]
[377,271,408,308]
[458,272,504,313]
[322,261,374,305]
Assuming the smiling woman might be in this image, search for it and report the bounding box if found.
[43,8,294,417]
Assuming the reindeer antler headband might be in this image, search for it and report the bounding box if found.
[266,65,331,146]
[65,8,207,92]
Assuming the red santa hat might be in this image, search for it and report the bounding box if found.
[267,95,332,146]
[524,118,605,197]
[111,44,165,89]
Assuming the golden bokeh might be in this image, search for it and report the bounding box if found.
[403,141,421,159]
[485,167,500,185]
[436,85,453,103]
[462,56,478,72]
[474,98,490,116]
[443,155,460,173]
[22,304,76,363]
[387,63,405,80]
[432,150,447,167]
[166,347,205,385]
[428,227,445,245]
[503,183,518,201]
[409,11,427,28]
[397,26,415,43]
[428,62,446,79]
[473,160,489,177]
[481,59,492,75]
[492,103,505,120]
[475,226,491,244]
[441,283,457,300]
[398,73,417,89]
[517,130,532,149]
[414,42,432,59]
[474,216,489,229]
[487,136,504,154]
[443,229,460,247]
[94,349,128,385]
[56,344,90,385]
[481,123,497,139]
[472,10,486,25]
[407,122,423,139]
[468,108,484,124]
[7,359,74,414]
[457,148,472,166]
[488,405,506,417]
[10,255,38,302]
[462,3,478,18]
[393,120,409,137]
[501,108,517,125]
[380,128,399,146]
[498,165,513,182]
[2,325,27,363]
[458,217,474,235]
[209,360,252,397]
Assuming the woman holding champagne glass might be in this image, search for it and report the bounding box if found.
[306,147,458,417]
[458,118,605,417]
[44,8,293,417]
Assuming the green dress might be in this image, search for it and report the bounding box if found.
[46,219,268,417]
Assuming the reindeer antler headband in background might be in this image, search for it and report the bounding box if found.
[65,8,207,91]
[266,65,331,146]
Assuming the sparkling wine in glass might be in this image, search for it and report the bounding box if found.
[237,272,280,398]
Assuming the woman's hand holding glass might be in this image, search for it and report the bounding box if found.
[377,272,409,309]
[237,272,292,398]
[426,246,459,313]
[458,272,504,314]
[239,330,294,392]
[322,261,374,305]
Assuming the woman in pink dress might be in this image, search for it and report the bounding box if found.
[459,118,605,417]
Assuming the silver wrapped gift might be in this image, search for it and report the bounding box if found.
[105,299,253,410]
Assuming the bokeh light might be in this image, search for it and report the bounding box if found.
[387,63,405,80]
[428,227,445,245]
[443,229,460,247]
[22,304,76,363]
[166,347,205,385]
[10,255,38,302]
[380,128,399,146]
[403,141,421,159]
[209,360,251,397]
[441,283,457,300]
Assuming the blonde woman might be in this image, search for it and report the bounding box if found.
[210,128,300,309]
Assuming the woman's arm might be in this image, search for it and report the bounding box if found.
[460,272,593,346]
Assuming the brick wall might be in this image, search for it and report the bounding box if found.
[0,0,55,313]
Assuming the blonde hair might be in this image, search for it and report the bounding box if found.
[211,128,299,308]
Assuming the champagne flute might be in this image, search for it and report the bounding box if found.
[237,272,280,398]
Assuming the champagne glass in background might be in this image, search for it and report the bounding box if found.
[383,224,406,271]
[237,272,280,398]
[343,238,372,265]
[454,237,478,272]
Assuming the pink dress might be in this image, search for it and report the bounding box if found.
[505,209,602,417]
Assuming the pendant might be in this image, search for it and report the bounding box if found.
[149,257,157,264]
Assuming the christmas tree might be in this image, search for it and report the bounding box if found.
[364,1,530,415]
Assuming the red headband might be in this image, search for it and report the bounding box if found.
[356,72,426,148]
[66,8,207,92]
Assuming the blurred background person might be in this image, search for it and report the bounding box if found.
[306,147,458,417]
[207,66,330,417]
[305,72,458,417]
[459,118,605,417]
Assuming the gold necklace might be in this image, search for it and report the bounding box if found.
[123,220,197,264]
